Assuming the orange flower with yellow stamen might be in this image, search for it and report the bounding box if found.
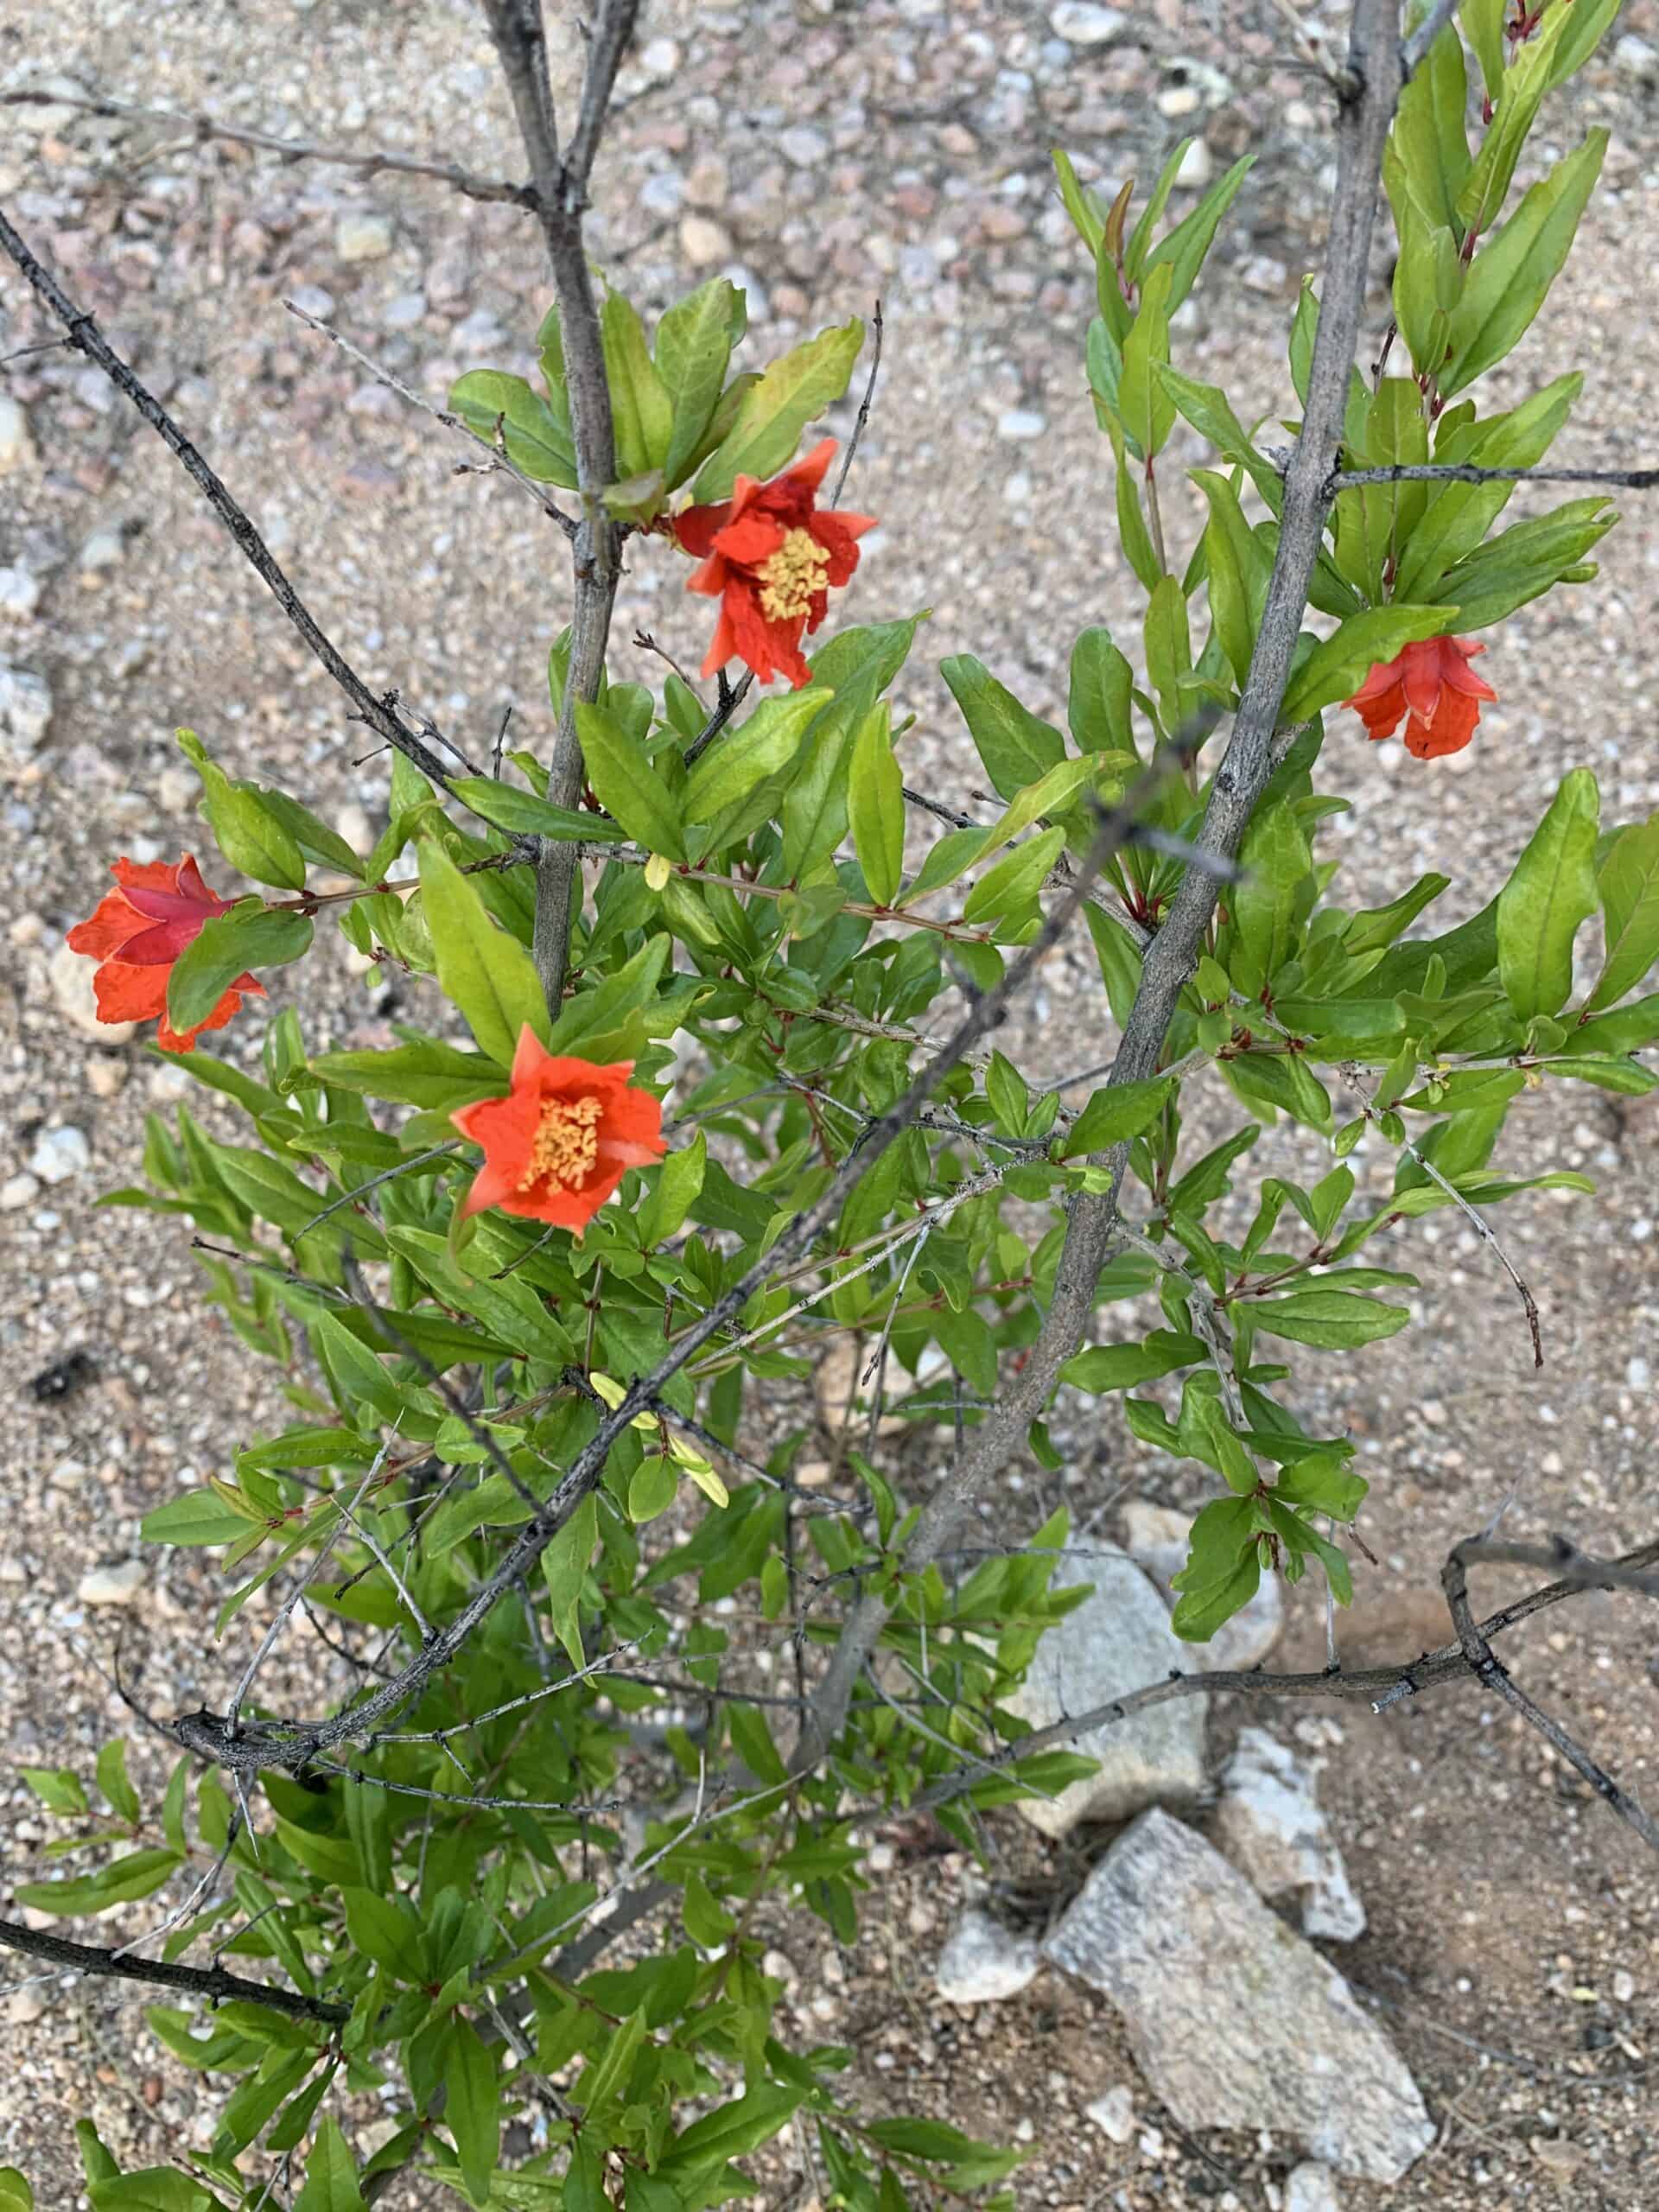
[450,1027,666,1234]
[671,437,874,689]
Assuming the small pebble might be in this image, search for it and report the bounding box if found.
[78,1559,146,1608]
[334,212,393,264]
[27,1125,92,1185]
[1086,2087,1135,2144]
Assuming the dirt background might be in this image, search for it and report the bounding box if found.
[3,0,1659,2206]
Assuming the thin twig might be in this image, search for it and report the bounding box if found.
[1442,1539,1659,1856]
[283,300,578,537]
[1328,461,1659,493]
[0,210,473,789]
[0,87,536,206]
[831,298,885,505]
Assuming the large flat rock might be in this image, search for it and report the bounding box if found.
[1044,1808,1433,2182]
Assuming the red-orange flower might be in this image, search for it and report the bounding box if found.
[66,854,264,1052]
[672,437,875,688]
[1344,634,1497,760]
[451,1027,667,1235]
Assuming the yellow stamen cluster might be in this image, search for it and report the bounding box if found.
[519,1093,603,1192]
[755,526,831,623]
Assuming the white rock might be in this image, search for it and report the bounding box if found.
[1613,1968,1637,2003]
[1174,139,1214,191]
[936,1908,1041,2003]
[0,566,43,622]
[288,283,337,321]
[996,409,1047,441]
[638,35,681,76]
[1085,2086,1135,2143]
[0,395,36,477]
[1615,33,1659,81]
[0,661,53,760]
[1287,2163,1341,2212]
[78,524,125,577]
[384,291,428,329]
[1216,1728,1366,1942]
[679,214,734,269]
[1006,1552,1206,1835]
[779,125,830,168]
[86,1056,128,1099]
[1045,1810,1433,2182]
[1050,3,1129,45]
[78,1559,146,1608]
[7,1987,46,2026]
[335,212,393,263]
[1157,83,1202,118]
[1627,1355,1651,1391]
[1,1173,41,1211]
[1120,1499,1283,1670]
[28,1125,92,1185]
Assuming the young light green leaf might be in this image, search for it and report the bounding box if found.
[848,702,905,906]
[1118,263,1175,461]
[601,289,673,478]
[1440,132,1607,397]
[418,839,548,1063]
[575,698,685,861]
[1587,817,1659,1011]
[691,317,863,500]
[683,686,831,830]
[167,907,311,1034]
[1141,155,1255,311]
[448,369,576,486]
[1497,769,1600,1022]
[656,277,741,487]
[939,657,1066,801]
[176,731,308,889]
[1068,628,1135,753]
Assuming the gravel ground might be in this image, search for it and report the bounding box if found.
[3,1,1659,2206]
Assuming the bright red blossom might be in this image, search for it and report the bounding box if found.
[672,437,875,688]
[450,1027,667,1235]
[67,854,264,1052]
[1344,634,1497,760]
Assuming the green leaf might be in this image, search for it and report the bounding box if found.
[1107,412,1162,590]
[849,702,905,906]
[448,368,576,486]
[1497,769,1600,1022]
[657,277,741,487]
[639,1128,706,1247]
[576,698,685,861]
[167,906,312,1033]
[960,824,1064,928]
[176,731,307,889]
[446,2021,500,2210]
[629,1456,677,1522]
[0,2172,33,2212]
[1142,575,1192,729]
[96,1740,141,1826]
[1068,628,1135,753]
[418,839,548,1062]
[1424,496,1614,629]
[1142,155,1255,311]
[1060,1331,1206,1393]
[1056,1076,1174,1159]
[1249,1289,1410,1348]
[1278,604,1450,723]
[1587,817,1659,1011]
[601,289,672,480]
[692,318,863,500]
[21,1766,89,1815]
[542,1491,599,1671]
[1118,263,1175,460]
[939,657,1066,801]
[295,2119,367,2212]
[1441,132,1607,397]
[16,1848,182,1916]
[683,686,832,830]
[312,1039,505,1112]
[1393,373,1581,601]
[91,2176,217,2212]
[1227,798,1312,999]
[449,776,627,844]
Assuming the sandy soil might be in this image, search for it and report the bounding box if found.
[3,1,1658,2206]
